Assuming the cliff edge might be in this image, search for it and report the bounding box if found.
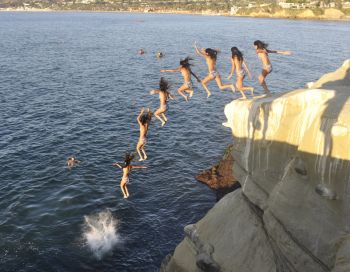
[162,59,350,272]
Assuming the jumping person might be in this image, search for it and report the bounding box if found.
[254,40,292,94]
[227,47,254,99]
[194,42,235,98]
[137,108,152,161]
[150,77,174,126]
[161,57,201,102]
[113,152,146,198]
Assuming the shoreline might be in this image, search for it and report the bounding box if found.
[1,8,350,22]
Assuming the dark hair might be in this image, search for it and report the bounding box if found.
[205,48,218,60]
[180,57,201,83]
[123,152,134,167]
[254,40,268,50]
[231,47,243,62]
[159,77,170,93]
[140,111,153,125]
[180,57,193,68]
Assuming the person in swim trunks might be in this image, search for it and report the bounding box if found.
[113,152,147,199]
[227,47,254,99]
[161,57,201,102]
[150,77,174,127]
[194,42,235,98]
[254,40,292,94]
[136,107,152,161]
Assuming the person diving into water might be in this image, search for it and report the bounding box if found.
[113,152,147,199]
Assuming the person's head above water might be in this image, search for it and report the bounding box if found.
[205,48,218,60]
[231,46,243,61]
[254,40,268,50]
[159,77,170,93]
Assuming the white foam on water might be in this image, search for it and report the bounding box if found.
[83,209,119,260]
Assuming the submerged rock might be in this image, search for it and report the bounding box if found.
[163,59,350,271]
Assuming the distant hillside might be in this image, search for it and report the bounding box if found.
[0,0,273,12]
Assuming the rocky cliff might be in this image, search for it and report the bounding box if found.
[162,59,350,272]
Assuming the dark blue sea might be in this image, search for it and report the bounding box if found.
[0,12,349,271]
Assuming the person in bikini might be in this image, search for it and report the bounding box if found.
[113,152,147,199]
[150,77,174,126]
[161,57,201,102]
[254,40,292,94]
[227,46,254,99]
[136,107,152,161]
[194,42,235,98]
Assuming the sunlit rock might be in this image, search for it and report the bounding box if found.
[162,59,350,271]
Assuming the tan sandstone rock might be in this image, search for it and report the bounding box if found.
[162,59,350,272]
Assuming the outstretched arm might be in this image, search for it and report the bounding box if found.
[161,67,181,73]
[194,42,206,57]
[131,165,147,169]
[227,58,235,80]
[113,162,123,168]
[150,89,160,95]
[267,49,292,55]
[243,60,252,80]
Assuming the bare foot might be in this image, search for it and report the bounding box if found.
[161,121,166,127]
[189,91,193,98]
[207,92,211,98]
[139,158,144,161]
[231,86,236,93]
[185,96,189,102]
[123,195,128,199]
[144,156,148,160]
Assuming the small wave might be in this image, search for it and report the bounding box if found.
[83,209,119,260]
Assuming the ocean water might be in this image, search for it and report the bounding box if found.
[0,12,349,271]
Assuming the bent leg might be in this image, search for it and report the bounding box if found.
[259,70,270,94]
[178,85,189,101]
[161,113,168,126]
[136,142,144,161]
[215,75,235,93]
[201,75,214,98]
[236,77,247,99]
[155,108,166,126]
[141,147,147,160]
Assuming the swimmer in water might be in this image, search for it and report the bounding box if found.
[161,57,201,102]
[194,41,235,98]
[254,40,292,94]
[227,47,254,99]
[150,77,174,127]
[66,156,80,169]
[113,152,147,198]
[156,52,164,59]
[137,107,152,161]
[139,49,145,55]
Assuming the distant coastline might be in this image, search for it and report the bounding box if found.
[1,7,350,21]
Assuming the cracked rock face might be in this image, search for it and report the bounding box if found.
[162,60,350,272]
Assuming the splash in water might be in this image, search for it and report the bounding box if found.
[83,209,119,260]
